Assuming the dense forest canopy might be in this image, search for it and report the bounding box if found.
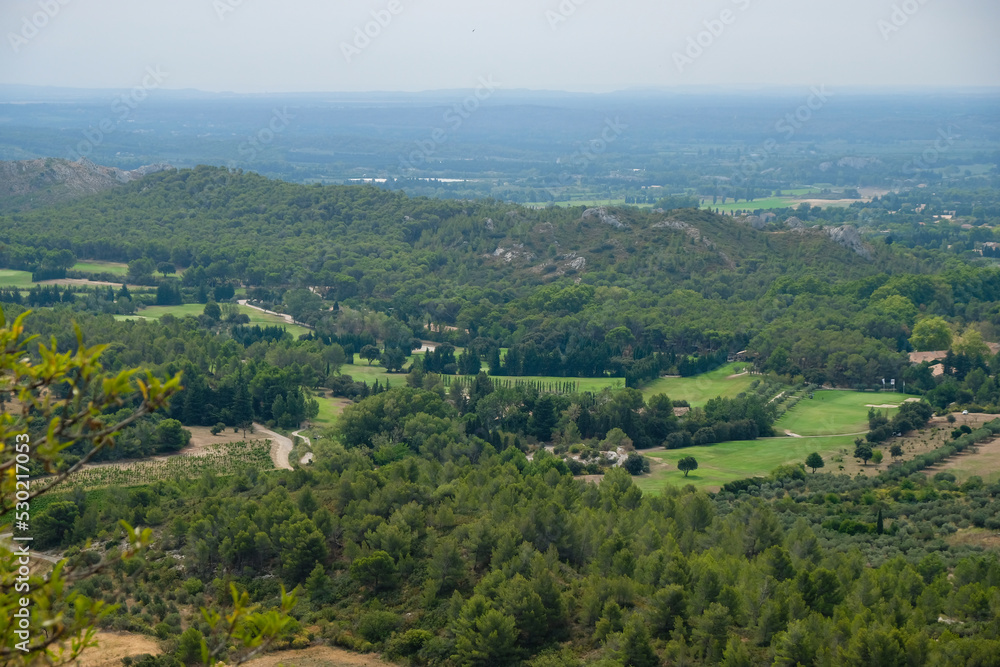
[5,166,1000,389]
[3,163,1000,666]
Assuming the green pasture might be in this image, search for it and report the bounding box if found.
[72,261,128,276]
[775,390,905,437]
[636,434,856,493]
[641,363,756,406]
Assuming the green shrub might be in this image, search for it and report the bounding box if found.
[357,610,401,643]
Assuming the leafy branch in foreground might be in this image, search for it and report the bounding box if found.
[0,308,295,666]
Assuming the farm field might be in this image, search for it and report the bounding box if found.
[72,260,128,275]
[68,440,274,489]
[637,434,857,493]
[116,304,312,337]
[775,390,907,436]
[700,188,851,213]
[641,363,756,406]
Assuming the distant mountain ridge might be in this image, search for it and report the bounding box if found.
[0,158,173,212]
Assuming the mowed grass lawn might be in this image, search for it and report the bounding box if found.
[641,363,756,406]
[0,269,36,288]
[775,390,906,436]
[116,304,312,337]
[72,261,128,275]
[636,434,856,493]
[311,393,352,428]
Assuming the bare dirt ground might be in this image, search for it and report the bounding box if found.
[74,632,162,666]
[72,635,391,667]
[243,646,391,666]
[927,432,1000,483]
[837,413,1000,479]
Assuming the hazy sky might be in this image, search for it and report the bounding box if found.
[1,0,998,93]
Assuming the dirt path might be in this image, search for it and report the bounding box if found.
[237,300,314,330]
[255,424,293,470]
[293,429,314,465]
[0,533,61,563]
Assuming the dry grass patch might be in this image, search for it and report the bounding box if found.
[243,646,392,666]
[75,632,162,666]
[948,528,1000,551]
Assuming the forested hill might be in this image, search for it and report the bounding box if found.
[4,165,999,386]
[2,164,913,297]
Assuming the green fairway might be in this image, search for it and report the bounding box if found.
[311,393,352,428]
[341,363,404,385]
[636,434,856,493]
[641,363,757,406]
[0,270,35,288]
[72,260,128,275]
[775,390,905,436]
[117,304,312,337]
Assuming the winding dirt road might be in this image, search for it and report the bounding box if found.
[237,300,314,330]
[254,424,293,470]
[293,429,314,465]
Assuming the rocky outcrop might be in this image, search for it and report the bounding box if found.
[581,207,626,229]
[0,158,173,210]
[736,214,766,230]
[492,244,535,264]
[785,216,804,230]
[825,224,872,259]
